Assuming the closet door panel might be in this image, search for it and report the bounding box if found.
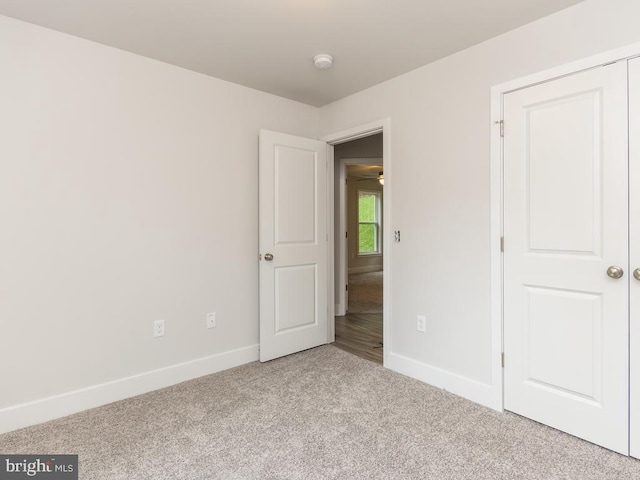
[503,61,629,454]
[629,56,640,460]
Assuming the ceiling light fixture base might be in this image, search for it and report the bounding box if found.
[313,54,333,69]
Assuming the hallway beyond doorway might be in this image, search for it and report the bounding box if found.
[334,313,383,364]
[335,271,383,364]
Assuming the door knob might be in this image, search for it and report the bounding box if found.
[606,266,624,279]
[264,253,274,261]
[634,268,640,281]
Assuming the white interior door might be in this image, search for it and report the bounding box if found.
[629,57,640,459]
[259,130,328,362]
[503,62,629,454]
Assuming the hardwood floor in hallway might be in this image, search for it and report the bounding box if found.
[334,313,383,364]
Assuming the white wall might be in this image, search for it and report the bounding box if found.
[0,15,318,430]
[320,0,640,404]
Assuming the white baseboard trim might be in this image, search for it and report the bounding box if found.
[0,344,259,434]
[348,266,383,275]
[387,352,500,411]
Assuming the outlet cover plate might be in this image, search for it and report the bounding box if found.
[153,320,165,337]
[206,312,217,329]
[417,315,426,333]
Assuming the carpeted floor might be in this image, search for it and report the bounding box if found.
[348,271,382,313]
[1,345,639,479]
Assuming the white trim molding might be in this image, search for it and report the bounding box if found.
[321,119,387,146]
[0,344,259,434]
[388,353,496,410]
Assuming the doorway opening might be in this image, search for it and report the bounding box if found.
[332,135,384,363]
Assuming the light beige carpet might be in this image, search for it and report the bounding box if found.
[348,271,383,313]
[1,345,639,479]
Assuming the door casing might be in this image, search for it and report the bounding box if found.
[322,119,392,366]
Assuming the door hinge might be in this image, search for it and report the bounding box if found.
[346,231,348,238]
[345,284,348,291]
[500,237,504,252]
[501,352,505,368]
[495,120,504,137]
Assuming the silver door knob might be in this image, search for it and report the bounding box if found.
[264,253,274,261]
[634,268,640,281]
[606,266,624,279]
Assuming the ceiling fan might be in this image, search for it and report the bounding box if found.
[354,171,384,185]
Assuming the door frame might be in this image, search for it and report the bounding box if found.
[490,42,640,413]
[336,156,384,316]
[322,118,392,366]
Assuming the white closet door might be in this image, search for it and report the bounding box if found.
[503,62,629,454]
[629,57,640,460]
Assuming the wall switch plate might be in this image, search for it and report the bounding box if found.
[153,320,165,337]
[417,315,426,333]
[206,312,217,329]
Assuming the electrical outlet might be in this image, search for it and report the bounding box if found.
[153,320,165,337]
[417,315,426,333]
[206,312,217,329]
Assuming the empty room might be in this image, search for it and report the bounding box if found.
[2,1,640,478]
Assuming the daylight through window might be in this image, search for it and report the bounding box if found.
[358,190,381,255]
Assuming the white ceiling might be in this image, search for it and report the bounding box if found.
[0,0,585,106]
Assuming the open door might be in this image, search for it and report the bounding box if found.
[259,130,328,362]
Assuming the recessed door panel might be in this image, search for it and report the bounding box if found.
[524,286,602,403]
[275,264,317,333]
[504,62,629,454]
[526,91,602,256]
[275,146,317,245]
